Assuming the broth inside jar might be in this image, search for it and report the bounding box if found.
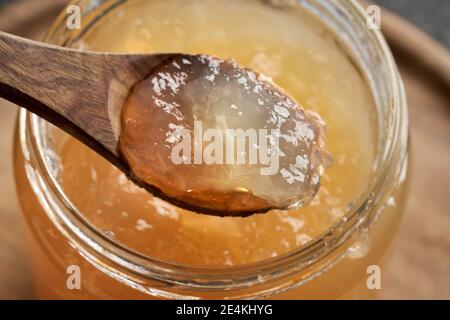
[54,0,376,266]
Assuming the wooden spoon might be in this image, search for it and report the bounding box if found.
[0,31,171,165]
[0,31,329,216]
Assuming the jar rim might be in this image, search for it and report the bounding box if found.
[18,0,408,298]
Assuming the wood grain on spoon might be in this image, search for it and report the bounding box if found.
[0,31,171,165]
[0,31,330,216]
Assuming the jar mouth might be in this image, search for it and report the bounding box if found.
[19,0,408,298]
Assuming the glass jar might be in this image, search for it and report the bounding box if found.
[14,0,409,299]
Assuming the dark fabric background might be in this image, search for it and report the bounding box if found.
[0,0,449,47]
[374,0,450,48]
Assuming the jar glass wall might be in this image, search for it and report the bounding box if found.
[14,0,409,299]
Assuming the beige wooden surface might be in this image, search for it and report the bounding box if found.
[0,0,449,299]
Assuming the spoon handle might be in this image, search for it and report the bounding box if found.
[0,31,122,151]
[0,31,103,113]
[0,31,170,161]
